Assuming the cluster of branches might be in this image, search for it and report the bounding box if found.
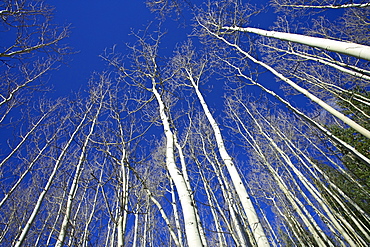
[0,0,369,246]
[0,0,69,124]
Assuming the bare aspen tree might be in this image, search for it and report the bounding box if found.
[240,99,366,246]
[0,0,69,122]
[198,22,370,139]
[271,0,370,9]
[129,164,181,246]
[13,94,95,247]
[106,30,205,246]
[0,3,69,242]
[225,96,337,246]
[55,74,109,246]
[171,41,270,246]
[150,70,204,247]
[188,113,251,246]
[2,0,370,246]
[196,0,370,142]
[220,25,370,61]
[0,101,60,170]
[0,99,67,209]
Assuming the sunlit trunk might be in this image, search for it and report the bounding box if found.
[222,26,370,61]
[151,77,204,246]
[55,85,106,247]
[185,69,270,247]
[14,102,94,247]
[202,25,370,139]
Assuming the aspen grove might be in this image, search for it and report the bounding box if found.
[0,0,369,246]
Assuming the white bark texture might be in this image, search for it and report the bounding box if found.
[14,104,93,247]
[227,101,333,247]
[55,92,104,247]
[174,133,208,246]
[222,26,370,61]
[198,133,247,246]
[262,44,370,81]
[151,78,204,247]
[186,70,270,247]
[221,57,370,165]
[116,121,129,247]
[278,3,370,9]
[238,100,367,246]
[207,27,370,139]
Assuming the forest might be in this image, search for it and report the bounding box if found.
[0,0,369,246]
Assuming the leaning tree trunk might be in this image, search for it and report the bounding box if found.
[185,68,270,247]
[14,103,94,247]
[151,77,205,247]
[55,84,106,247]
[221,26,370,61]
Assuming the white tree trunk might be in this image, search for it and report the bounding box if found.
[173,133,208,247]
[82,166,104,247]
[241,102,361,247]
[197,133,246,246]
[185,70,270,247]
[151,78,204,247]
[195,157,227,247]
[116,123,129,247]
[276,2,370,9]
[170,179,184,247]
[262,44,370,81]
[252,107,370,242]
[55,86,106,246]
[132,205,139,247]
[14,103,93,247]
[0,105,54,169]
[219,56,370,166]
[222,26,370,61]
[209,30,370,139]
[0,128,57,208]
[227,101,332,246]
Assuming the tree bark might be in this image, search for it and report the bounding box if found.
[221,26,370,61]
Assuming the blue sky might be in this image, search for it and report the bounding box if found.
[47,1,277,98]
[48,1,154,96]
[2,1,366,245]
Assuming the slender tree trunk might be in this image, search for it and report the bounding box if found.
[116,133,129,247]
[202,25,370,139]
[0,104,55,169]
[170,179,184,247]
[221,26,370,61]
[130,165,181,246]
[220,57,370,166]
[252,107,370,242]
[194,157,227,246]
[55,84,107,246]
[0,124,61,209]
[151,77,204,246]
[196,132,247,246]
[275,2,370,9]
[14,103,94,247]
[173,133,208,247]
[261,44,370,81]
[237,99,361,246]
[132,205,139,247]
[227,101,332,246]
[185,69,270,247]
[82,166,105,247]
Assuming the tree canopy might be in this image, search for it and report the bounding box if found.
[0,0,369,246]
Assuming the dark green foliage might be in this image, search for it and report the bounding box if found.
[326,88,370,215]
[329,88,370,187]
